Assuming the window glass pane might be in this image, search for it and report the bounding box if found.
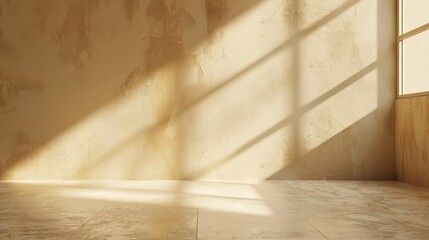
[402,30,429,94]
[402,0,429,33]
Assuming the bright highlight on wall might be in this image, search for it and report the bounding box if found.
[0,0,396,180]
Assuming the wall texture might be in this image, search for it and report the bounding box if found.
[396,96,429,187]
[0,0,396,180]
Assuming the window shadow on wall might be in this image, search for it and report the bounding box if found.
[0,0,261,179]
[0,0,395,181]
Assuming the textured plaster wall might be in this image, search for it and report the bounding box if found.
[396,96,429,187]
[0,0,396,180]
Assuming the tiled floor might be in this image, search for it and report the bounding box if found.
[1,181,429,239]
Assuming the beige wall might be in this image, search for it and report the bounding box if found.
[396,96,429,187]
[0,0,396,180]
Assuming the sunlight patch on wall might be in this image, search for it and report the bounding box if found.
[299,68,378,156]
[0,0,395,180]
[4,61,179,179]
[191,0,382,180]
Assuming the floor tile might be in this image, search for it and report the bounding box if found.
[71,208,197,240]
[367,196,429,213]
[198,194,294,215]
[1,180,429,239]
[197,212,325,240]
[283,196,389,218]
[310,215,429,240]
[4,197,107,213]
[0,212,93,240]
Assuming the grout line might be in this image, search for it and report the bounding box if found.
[195,208,199,240]
[298,212,330,240]
[196,181,200,240]
[264,183,330,238]
[66,208,104,240]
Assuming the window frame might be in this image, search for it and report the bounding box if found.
[397,0,429,98]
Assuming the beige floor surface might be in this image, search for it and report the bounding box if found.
[1,180,429,239]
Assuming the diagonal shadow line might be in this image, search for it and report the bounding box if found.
[146,0,361,134]
[78,0,361,176]
[0,1,264,179]
[266,109,383,180]
[186,61,378,179]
